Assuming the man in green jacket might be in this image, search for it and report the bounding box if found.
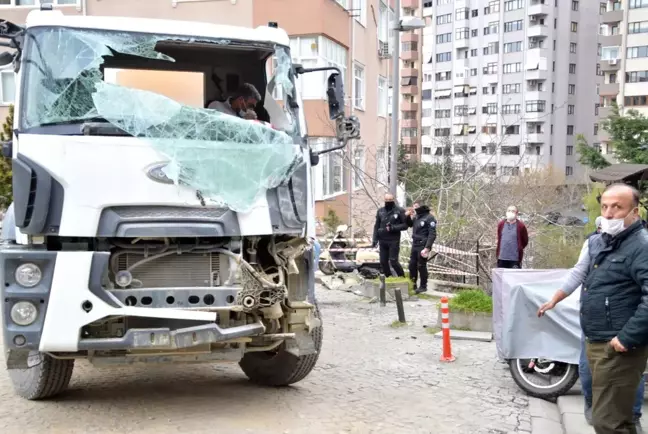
[538,184,648,434]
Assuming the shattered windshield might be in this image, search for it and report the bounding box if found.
[19,27,302,212]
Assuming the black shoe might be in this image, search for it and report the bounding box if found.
[584,405,592,426]
[634,416,643,433]
[415,287,428,294]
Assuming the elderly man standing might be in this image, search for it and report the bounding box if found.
[538,184,648,434]
[496,205,529,269]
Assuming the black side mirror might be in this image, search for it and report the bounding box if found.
[0,51,14,68]
[326,72,344,120]
[2,140,12,158]
[310,150,320,166]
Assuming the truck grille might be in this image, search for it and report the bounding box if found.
[115,252,223,288]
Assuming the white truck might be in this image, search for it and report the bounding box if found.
[0,8,359,400]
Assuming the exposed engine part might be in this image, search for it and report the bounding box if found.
[260,302,284,320]
[236,265,286,312]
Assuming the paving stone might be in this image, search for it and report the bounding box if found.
[531,417,563,434]
[562,413,594,434]
[528,397,561,423]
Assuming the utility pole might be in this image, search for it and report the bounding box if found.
[388,0,401,196]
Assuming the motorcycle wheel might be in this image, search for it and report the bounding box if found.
[508,358,579,399]
[318,261,336,275]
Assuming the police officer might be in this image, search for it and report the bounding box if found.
[406,199,437,294]
[372,193,407,277]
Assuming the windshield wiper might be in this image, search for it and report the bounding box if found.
[29,117,132,136]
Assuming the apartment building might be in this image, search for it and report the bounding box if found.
[598,0,648,159]
[416,0,599,181]
[0,0,394,233]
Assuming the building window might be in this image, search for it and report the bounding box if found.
[456,7,469,20]
[318,146,348,197]
[571,22,578,32]
[0,69,15,104]
[504,0,524,11]
[435,71,452,81]
[504,20,524,33]
[626,71,648,82]
[422,108,432,118]
[437,33,452,44]
[568,105,575,114]
[628,21,648,34]
[471,29,479,37]
[566,166,573,176]
[567,146,574,155]
[567,125,574,135]
[504,42,523,53]
[483,62,498,75]
[470,49,478,57]
[502,104,521,114]
[483,42,499,55]
[456,27,470,39]
[437,13,452,25]
[471,9,478,17]
[484,1,500,14]
[503,83,521,94]
[503,125,521,135]
[572,1,579,11]
[484,21,499,35]
[627,46,648,58]
[353,147,364,189]
[354,0,367,26]
[376,146,387,185]
[434,128,451,137]
[624,95,648,106]
[630,0,648,9]
[435,109,451,118]
[436,52,452,62]
[503,63,522,74]
[526,101,546,113]
[378,76,387,117]
[353,63,365,109]
[402,127,418,137]
[569,64,576,74]
[570,43,577,53]
[568,84,576,94]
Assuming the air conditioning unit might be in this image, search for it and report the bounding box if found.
[609,59,618,65]
[379,41,392,59]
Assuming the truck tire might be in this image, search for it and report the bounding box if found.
[8,352,75,400]
[239,304,323,386]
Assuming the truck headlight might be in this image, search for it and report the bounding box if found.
[10,301,38,326]
[15,263,42,288]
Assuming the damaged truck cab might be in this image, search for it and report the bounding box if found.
[0,10,359,400]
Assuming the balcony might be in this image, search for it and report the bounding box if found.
[402,137,418,146]
[599,82,620,96]
[528,25,550,38]
[600,59,620,72]
[402,68,419,78]
[525,69,548,81]
[600,34,622,47]
[598,106,611,120]
[402,33,419,43]
[599,128,611,142]
[525,91,546,101]
[401,50,419,61]
[524,110,546,121]
[526,132,546,143]
[528,1,550,16]
[402,101,419,111]
[402,119,418,128]
[401,85,419,95]
[601,9,623,24]
[402,0,419,9]
[455,38,469,49]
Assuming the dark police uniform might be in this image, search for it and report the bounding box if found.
[406,205,437,292]
[372,203,407,277]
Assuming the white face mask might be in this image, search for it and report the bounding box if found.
[600,208,637,236]
[506,211,516,221]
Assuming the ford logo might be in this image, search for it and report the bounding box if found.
[145,163,174,184]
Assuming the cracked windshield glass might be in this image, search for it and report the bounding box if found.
[21,27,302,212]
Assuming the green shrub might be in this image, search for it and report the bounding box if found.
[448,289,492,313]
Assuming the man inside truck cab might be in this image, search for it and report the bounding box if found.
[208,83,261,120]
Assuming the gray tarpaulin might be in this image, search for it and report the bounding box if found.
[492,269,581,364]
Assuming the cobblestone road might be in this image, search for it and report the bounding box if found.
[0,288,531,434]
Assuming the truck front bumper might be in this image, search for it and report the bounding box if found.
[1,250,268,357]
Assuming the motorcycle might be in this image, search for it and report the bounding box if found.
[507,358,580,399]
[318,225,382,279]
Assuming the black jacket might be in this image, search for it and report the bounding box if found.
[580,221,648,348]
[406,206,437,249]
[373,205,408,244]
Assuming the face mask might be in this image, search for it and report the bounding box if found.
[506,211,516,221]
[385,201,395,210]
[600,208,637,236]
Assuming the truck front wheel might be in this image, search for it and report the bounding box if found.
[239,305,323,386]
[8,352,75,400]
